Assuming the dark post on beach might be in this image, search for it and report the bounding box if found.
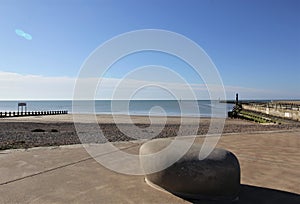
[235,93,239,106]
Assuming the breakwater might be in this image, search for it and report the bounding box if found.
[0,110,68,118]
[242,101,300,121]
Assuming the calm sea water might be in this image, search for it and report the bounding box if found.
[0,100,234,117]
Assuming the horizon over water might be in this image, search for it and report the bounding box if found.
[0,100,234,117]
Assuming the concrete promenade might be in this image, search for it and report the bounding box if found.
[0,130,300,203]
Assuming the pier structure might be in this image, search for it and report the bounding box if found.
[0,110,68,118]
[227,94,300,123]
[243,101,300,121]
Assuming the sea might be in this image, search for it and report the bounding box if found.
[0,100,234,118]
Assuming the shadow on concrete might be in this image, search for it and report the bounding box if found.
[182,184,300,204]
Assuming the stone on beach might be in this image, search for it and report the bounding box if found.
[140,138,241,201]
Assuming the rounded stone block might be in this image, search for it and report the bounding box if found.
[140,139,240,201]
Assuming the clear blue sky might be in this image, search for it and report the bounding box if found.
[0,0,299,100]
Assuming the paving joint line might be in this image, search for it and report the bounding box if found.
[0,143,140,186]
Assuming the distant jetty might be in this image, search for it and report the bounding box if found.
[0,110,68,118]
[0,102,68,118]
[242,101,300,122]
[226,94,300,122]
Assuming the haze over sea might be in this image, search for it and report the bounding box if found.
[0,100,234,118]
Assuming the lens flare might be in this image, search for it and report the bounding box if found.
[15,29,32,40]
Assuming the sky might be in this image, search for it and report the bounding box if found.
[0,0,299,100]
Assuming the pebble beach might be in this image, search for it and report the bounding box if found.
[1,114,300,150]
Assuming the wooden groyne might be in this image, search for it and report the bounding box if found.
[0,110,68,118]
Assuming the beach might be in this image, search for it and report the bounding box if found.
[0,114,300,150]
[2,1,299,202]
[0,115,299,203]
[1,114,300,203]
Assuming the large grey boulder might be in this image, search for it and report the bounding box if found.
[140,138,240,201]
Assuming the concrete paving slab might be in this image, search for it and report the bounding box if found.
[0,130,300,203]
[0,142,187,204]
